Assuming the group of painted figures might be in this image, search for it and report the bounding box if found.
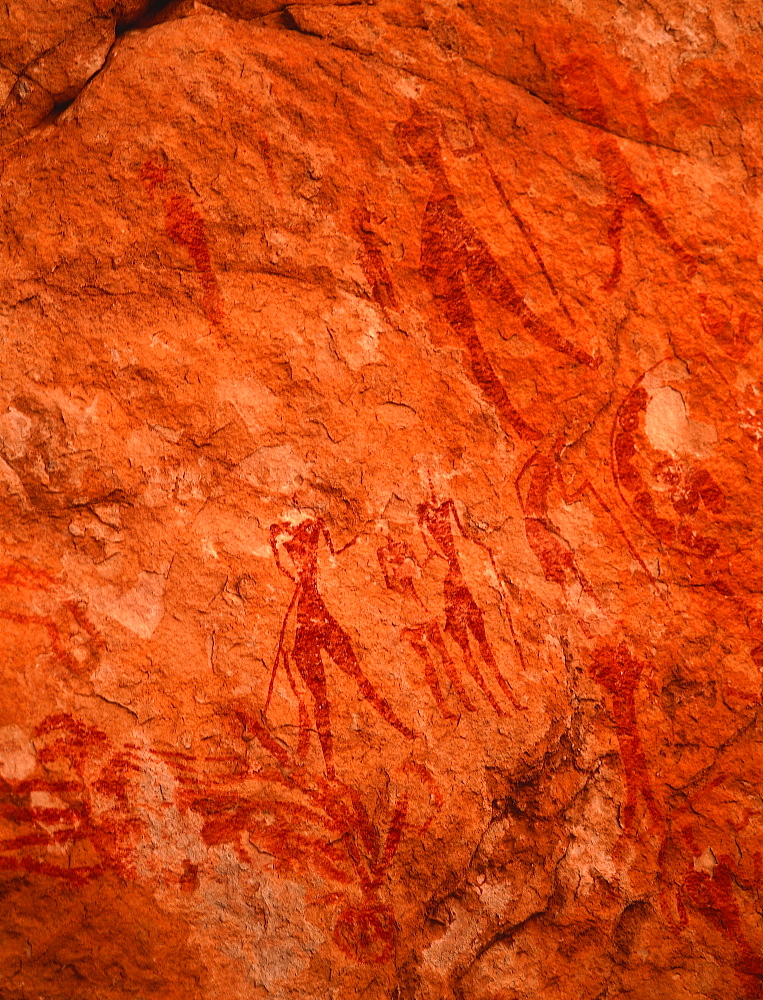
[244,88,763,985]
[4,65,763,987]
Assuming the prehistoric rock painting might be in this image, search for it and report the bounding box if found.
[612,360,727,559]
[588,642,662,838]
[258,131,283,199]
[268,515,416,779]
[377,533,479,718]
[140,155,227,335]
[458,100,576,327]
[700,295,760,361]
[395,102,598,443]
[0,563,102,675]
[679,859,763,999]
[352,197,399,315]
[612,358,763,667]
[1,711,440,968]
[533,29,697,291]
[5,3,763,997]
[171,748,439,966]
[414,490,524,713]
[662,761,763,998]
[0,714,145,882]
[516,437,653,616]
[516,441,599,606]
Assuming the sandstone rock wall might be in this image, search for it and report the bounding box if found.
[2,2,763,998]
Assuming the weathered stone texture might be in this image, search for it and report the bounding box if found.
[3,2,763,998]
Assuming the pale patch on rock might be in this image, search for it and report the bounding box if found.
[0,405,32,459]
[90,571,167,639]
[0,725,37,780]
[644,385,717,457]
[218,378,279,437]
[0,455,30,507]
[238,444,311,495]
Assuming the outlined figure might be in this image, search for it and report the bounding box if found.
[544,45,696,291]
[516,435,654,610]
[395,102,598,444]
[140,154,227,337]
[0,562,103,674]
[377,534,476,719]
[352,196,399,316]
[416,488,525,714]
[588,642,662,837]
[612,360,729,560]
[268,514,416,780]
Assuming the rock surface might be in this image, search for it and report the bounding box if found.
[2,2,763,997]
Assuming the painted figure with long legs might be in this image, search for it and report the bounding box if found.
[268,515,416,780]
[416,490,524,713]
[377,534,477,719]
[588,642,662,837]
[547,49,696,292]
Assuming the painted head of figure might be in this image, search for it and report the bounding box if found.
[394,101,444,171]
[271,513,322,567]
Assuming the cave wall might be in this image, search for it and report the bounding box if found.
[2,2,763,997]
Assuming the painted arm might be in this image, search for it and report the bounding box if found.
[515,450,541,513]
[416,503,444,565]
[270,524,296,582]
[320,519,357,556]
[447,499,501,575]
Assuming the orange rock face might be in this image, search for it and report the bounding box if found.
[2,2,763,997]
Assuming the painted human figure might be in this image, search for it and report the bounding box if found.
[588,642,662,835]
[353,197,399,316]
[269,516,415,780]
[394,102,598,444]
[680,857,763,998]
[377,534,477,718]
[516,437,598,605]
[415,492,524,713]
[543,45,696,291]
[140,155,226,335]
